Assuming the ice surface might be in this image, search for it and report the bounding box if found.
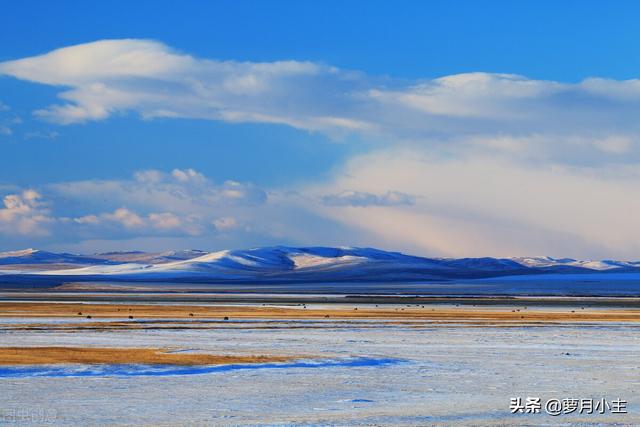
[0,357,404,379]
[1,314,639,425]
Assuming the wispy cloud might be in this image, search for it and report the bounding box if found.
[3,40,640,257]
[0,101,16,137]
[309,148,640,258]
[24,130,59,140]
[0,168,374,253]
[322,190,414,207]
[71,208,203,236]
[3,161,640,258]
[2,40,640,166]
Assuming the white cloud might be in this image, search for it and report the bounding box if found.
[3,40,640,257]
[73,214,100,225]
[51,168,267,215]
[0,190,52,236]
[0,169,273,246]
[0,101,20,138]
[3,161,640,259]
[591,135,632,154]
[72,208,203,237]
[304,148,640,258]
[104,208,144,228]
[213,216,238,231]
[148,212,181,230]
[462,133,638,164]
[0,40,193,85]
[133,169,163,184]
[3,39,640,166]
[369,73,561,119]
[171,168,205,183]
[0,39,342,130]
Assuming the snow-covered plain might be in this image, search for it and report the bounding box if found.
[1,310,639,425]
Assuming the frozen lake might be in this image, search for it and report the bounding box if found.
[1,314,639,425]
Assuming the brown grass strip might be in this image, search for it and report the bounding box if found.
[0,347,296,366]
[0,302,640,322]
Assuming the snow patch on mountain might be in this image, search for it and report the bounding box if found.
[2,246,640,283]
[0,248,40,259]
[510,256,638,271]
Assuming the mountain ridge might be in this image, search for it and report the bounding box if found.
[1,246,639,282]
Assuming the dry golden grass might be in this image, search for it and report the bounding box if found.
[0,346,296,366]
[0,302,639,322]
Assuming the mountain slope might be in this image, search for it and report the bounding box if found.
[0,249,117,268]
[91,250,208,264]
[2,246,639,284]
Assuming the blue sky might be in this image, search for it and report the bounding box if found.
[3,0,640,80]
[1,1,640,258]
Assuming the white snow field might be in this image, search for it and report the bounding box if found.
[1,310,639,426]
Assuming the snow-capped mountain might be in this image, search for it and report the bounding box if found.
[28,246,450,280]
[1,246,640,284]
[0,248,117,268]
[510,256,640,271]
[91,250,209,264]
